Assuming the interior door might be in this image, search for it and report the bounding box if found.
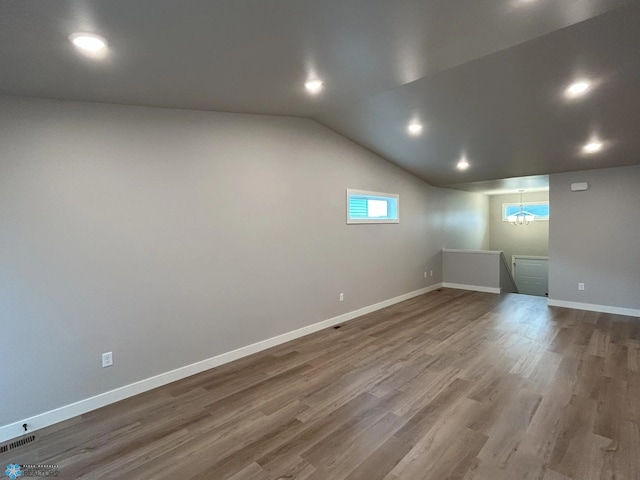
[513,256,548,297]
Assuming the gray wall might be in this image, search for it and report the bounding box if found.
[443,250,500,289]
[548,165,640,310]
[0,96,489,427]
[441,189,490,250]
[489,191,549,269]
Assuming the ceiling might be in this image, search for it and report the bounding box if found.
[445,175,550,196]
[1,0,639,188]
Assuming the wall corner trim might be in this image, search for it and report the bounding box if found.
[547,298,640,317]
[0,282,444,443]
[442,282,501,294]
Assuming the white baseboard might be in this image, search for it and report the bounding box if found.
[442,282,501,294]
[0,283,443,443]
[547,298,640,317]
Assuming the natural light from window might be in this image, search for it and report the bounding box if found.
[503,202,550,221]
[347,189,399,224]
[367,199,388,218]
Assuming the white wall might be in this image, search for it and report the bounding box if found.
[548,165,640,313]
[489,191,549,268]
[0,96,489,430]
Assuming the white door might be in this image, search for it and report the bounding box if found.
[513,256,548,297]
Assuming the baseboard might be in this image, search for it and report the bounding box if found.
[442,282,501,294]
[547,298,640,317]
[0,282,443,443]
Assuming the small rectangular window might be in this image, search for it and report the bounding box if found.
[502,202,550,221]
[347,189,399,224]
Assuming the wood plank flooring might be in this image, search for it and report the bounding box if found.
[2,288,639,479]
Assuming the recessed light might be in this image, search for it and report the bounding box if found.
[456,157,470,170]
[407,122,423,136]
[305,80,324,94]
[565,80,591,98]
[583,140,603,154]
[69,33,108,53]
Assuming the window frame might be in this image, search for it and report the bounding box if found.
[502,201,550,222]
[346,189,400,224]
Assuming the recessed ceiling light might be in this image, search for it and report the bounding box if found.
[305,80,324,94]
[457,157,470,170]
[583,140,603,154]
[69,33,108,52]
[565,80,591,98]
[407,122,423,136]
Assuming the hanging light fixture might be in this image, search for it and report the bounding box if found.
[508,190,535,226]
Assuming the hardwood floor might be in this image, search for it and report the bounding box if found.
[2,288,639,479]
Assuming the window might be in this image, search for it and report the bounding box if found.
[502,202,550,221]
[347,189,399,224]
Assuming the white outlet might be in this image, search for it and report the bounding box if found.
[430,270,433,277]
[578,283,585,291]
[102,352,113,368]
[424,272,428,278]
[339,292,344,302]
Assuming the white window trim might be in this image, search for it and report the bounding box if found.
[346,189,399,224]
[502,201,550,222]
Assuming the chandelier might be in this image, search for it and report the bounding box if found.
[508,190,534,226]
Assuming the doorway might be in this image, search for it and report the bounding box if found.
[513,256,548,297]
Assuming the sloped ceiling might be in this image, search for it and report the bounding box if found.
[1,0,639,186]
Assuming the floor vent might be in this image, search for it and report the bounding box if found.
[0,435,37,453]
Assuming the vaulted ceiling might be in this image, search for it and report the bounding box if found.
[1,0,639,187]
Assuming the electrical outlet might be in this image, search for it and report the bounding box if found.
[424,272,427,278]
[102,352,113,368]
[430,270,433,277]
[339,292,344,302]
[578,283,585,291]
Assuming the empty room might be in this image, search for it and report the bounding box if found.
[1,1,640,479]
